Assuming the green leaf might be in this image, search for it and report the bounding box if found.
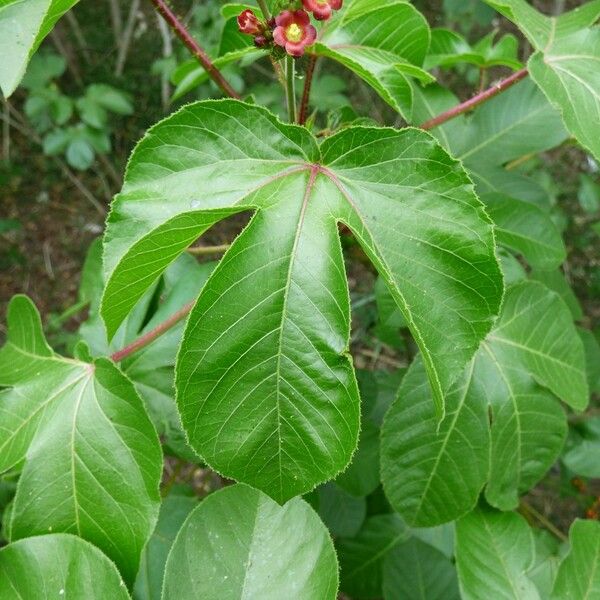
[66,138,95,170]
[78,241,212,461]
[381,281,585,526]
[337,513,409,598]
[455,506,539,600]
[530,268,583,320]
[0,534,129,598]
[312,1,433,118]
[383,536,460,600]
[86,83,133,115]
[552,519,600,599]
[317,481,366,537]
[162,483,339,599]
[425,28,522,70]
[101,100,502,501]
[482,192,565,269]
[0,0,79,97]
[580,327,600,394]
[482,0,600,49]
[133,493,198,600]
[528,28,600,162]
[0,296,162,584]
[578,174,600,213]
[482,0,600,160]
[171,48,263,100]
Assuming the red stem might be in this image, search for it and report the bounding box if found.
[298,55,317,125]
[110,301,194,362]
[420,67,528,131]
[149,0,240,99]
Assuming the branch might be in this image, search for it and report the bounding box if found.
[298,55,317,125]
[149,0,240,99]
[420,67,528,131]
[110,301,194,362]
[187,243,230,255]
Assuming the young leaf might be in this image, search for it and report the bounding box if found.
[552,519,600,599]
[381,281,586,526]
[455,506,539,600]
[383,537,460,600]
[0,0,79,97]
[101,99,503,502]
[0,296,162,584]
[162,483,339,599]
[0,534,129,599]
[312,1,433,118]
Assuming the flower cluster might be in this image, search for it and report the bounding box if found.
[237,0,342,57]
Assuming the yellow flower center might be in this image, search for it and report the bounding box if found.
[286,23,303,42]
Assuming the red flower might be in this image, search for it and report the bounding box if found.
[237,9,262,35]
[273,10,317,57]
[302,0,342,21]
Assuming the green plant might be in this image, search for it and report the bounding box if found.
[1,0,600,597]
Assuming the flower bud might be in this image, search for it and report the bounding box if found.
[301,0,342,21]
[237,9,262,35]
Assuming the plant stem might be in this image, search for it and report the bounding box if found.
[115,0,140,76]
[187,243,230,255]
[298,55,317,125]
[420,67,528,131]
[285,55,296,123]
[149,0,240,99]
[110,301,195,362]
[520,500,568,542]
[256,0,271,20]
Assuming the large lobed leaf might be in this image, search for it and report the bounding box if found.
[162,483,338,599]
[101,99,503,502]
[0,0,79,97]
[0,295,162,584]
[381,281,587,527]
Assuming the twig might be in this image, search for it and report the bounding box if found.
[116,0,141,76]
[420,68,528,131]
[156,12,174,110]
[108,0,123,49]
[285,55,296,123]
[98,152,122,188]
[65,10,91,63]
[187,243,230,255]
[298,55,317,125]
[2,99,9,163]
[149,0,240,99]
[0,108,105,215]
[520,500,568,542]
[50,27,83,86]
[110,301,194,362]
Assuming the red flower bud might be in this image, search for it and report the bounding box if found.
[301,0,342,21]
[254,35,268,48]
[237,9,262,35]
[273,10,317,57]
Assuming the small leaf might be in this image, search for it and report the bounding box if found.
[162,484,339,599]
[0,534,129,599]
[337,513,409,598]
[317,481,366,537]
[313,1,433,118]
[0,0,79,97]
[383,536,460,600]
[552,519,600,599]
[133,492,198,600]
[0,296,162,584]
[455,506,539,600]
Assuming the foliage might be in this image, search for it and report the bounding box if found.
[1,0,600,597]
